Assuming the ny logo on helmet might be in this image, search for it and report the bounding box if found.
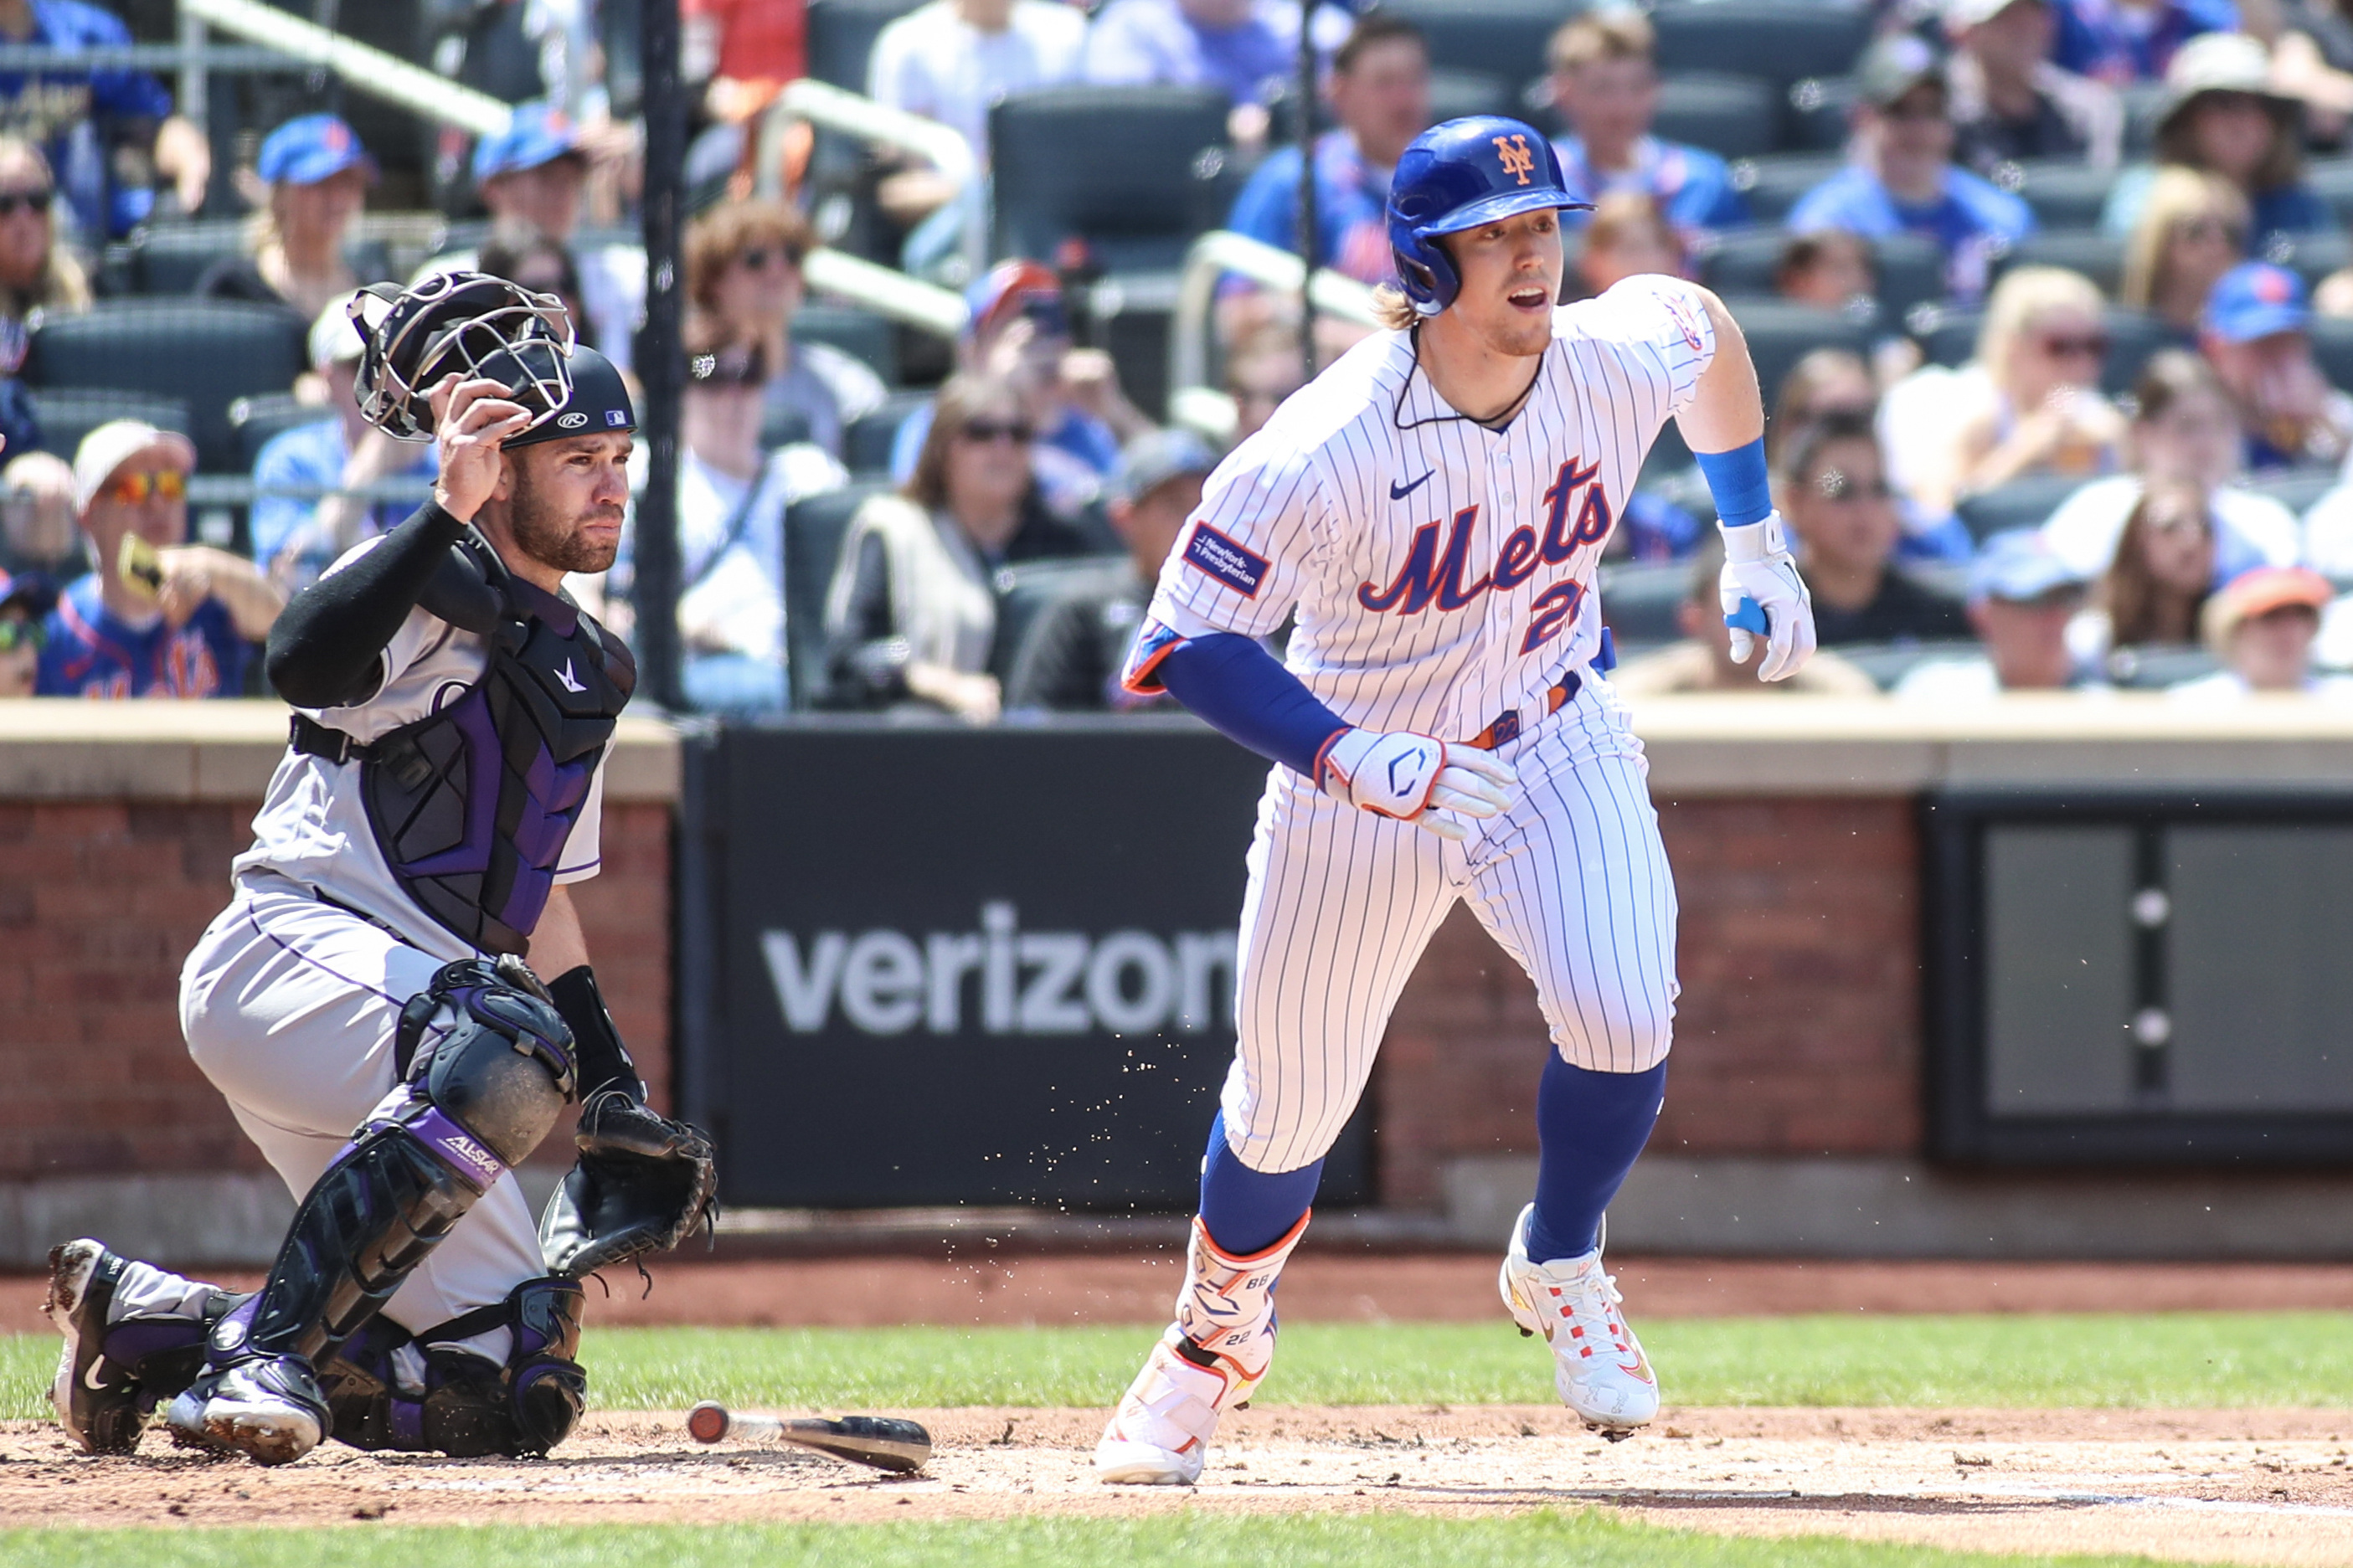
[1492,134,1535,186]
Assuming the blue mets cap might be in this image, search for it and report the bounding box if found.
[258,113,373,187]
[471,102,586,183]
[1969,528,2090,605]
[2204,260,2309,344]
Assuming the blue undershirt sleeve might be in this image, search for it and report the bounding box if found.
[1156,631,1352,781]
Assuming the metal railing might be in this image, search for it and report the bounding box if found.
[178,0,514,136]
[759,79,986,283]
[1168,230,1379,410]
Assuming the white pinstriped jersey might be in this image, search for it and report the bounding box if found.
[1138,275,1716,742]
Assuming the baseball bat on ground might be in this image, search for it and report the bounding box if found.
[686,1401,933,1473]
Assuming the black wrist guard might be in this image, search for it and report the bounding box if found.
[547,965,644,1104]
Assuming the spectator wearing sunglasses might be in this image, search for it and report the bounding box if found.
[684,198,885,463]
[826,373,1090,719]
[2120,167,2249,342]
[2103,35,2332,251]
[1788,36,2034,306]
[1778,410,1972,647]
[891,260,1143,518]
[0,0,210,239]
[35,421,283,698]
[1902,266,2125,519]
[197,115,387,325]
[0,136,82,325]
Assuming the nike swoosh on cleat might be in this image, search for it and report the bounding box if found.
[1389,471,1434,500]
[1619,1360,1654,1383]
[84,1356,111,1391]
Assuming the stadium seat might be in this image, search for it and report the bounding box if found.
[1994,229,2125,297]
[1426,66,1511,124]
[785,479,893,708]
[806,0,926,90]
[1783,74,1858,152]
[1727,153,1843,224]
[1082,269,1182,424]
[1696,226,1943,324]
[2311,316,2353,393]
[2119,80,2168,156]
[990,85,1232,273]
[1598,559,1691,645]
[2005,161,2114,230]
[1375,0,1567,88]
[989,554,1135,686]
[1955,473,2090,542]
[2099,309,2170,396]
[1721,300,1874,409]
[26,388,193,464]
[2270,227,2353,288]
[228,392,333,470]
[1695,229,1788,299]
[2305,158,2353,230]
[845,388,931,476]
[2241,466,2336,516]
[1650,2,1874,93]
[2106,643,2220,687]
[26,301,308,474]
[1915,305,1981,368]
[106,219,245,296]
[794,303,898,385]
[1652,73,1780,162]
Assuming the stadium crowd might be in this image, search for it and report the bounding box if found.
[9,0,2353,707]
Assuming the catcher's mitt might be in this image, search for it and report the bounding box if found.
[538,1090,718,1279]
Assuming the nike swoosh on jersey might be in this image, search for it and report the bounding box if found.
[1388,471,1434,500]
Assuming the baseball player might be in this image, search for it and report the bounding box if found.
[1094,116,1815,1486]
[39,273,716,1467]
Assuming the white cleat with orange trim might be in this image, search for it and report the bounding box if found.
[1498,1203,1659,1439]
[1094,1211,1309,1485]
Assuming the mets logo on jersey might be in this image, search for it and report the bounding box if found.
[1492,135,1536,186]
[1357,458,1609,654]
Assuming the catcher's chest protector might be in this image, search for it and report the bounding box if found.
[363,542,636,955]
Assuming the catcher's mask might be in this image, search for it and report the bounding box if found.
[349,270,575,441]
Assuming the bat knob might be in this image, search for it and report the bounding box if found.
[686,1401,730,1443]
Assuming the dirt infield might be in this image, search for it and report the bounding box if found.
[12,1255,2353,1332]
[9,1406,2353,1563]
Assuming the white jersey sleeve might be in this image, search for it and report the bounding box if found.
[1557,275,1718,424]
[1143,429,1328,642]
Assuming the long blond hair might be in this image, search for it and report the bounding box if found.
[1976,265,2106,392]
[0,136,87,318]
[2119,167,2248,313]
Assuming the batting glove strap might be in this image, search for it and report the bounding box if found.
[1318,727,1444,820]
[1717,511,1818,683]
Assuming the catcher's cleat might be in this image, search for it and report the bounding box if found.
[168,1350,330,1467]
[1499,1203,1659,1438]
[46,1240,142,1454]
[1095,1212,1308,1486]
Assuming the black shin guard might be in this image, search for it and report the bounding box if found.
[320,1278,587,1457]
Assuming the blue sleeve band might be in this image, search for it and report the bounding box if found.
[1694,436,1773,528]
[1157,632,1350,779]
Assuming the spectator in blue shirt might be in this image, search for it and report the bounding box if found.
[1082,0,1351,149]
[1225,14,1429,290]
[2052,0,2236,85]
[2100,33,2334,249]
[1787,36,2035,305]
[0,0,209,239]
[1545,10,1748,245]
[36,421,282,698]
[250,296,438,593]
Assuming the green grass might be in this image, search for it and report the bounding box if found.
[0,1512,2242,1568]
[12,1312,2353,1419]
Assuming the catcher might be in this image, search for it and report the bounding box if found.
[40,271,716,1468]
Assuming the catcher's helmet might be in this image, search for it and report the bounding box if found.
[1387,116,1586,318]
[348,270,575,440]
[499,343,636,447]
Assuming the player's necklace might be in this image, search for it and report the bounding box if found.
[1394,328,1544,434]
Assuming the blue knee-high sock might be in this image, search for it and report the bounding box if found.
[1526,1057,1668,1264]
[1197,1112,1322,1257]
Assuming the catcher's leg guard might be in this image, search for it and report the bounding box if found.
[171,959,576,1465]
[322,1277,587,1457]
[45,1239,241,1454]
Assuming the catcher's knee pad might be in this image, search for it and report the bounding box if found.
[398,956,579,1167]
[319,1278,587,1457]
[222,961,579,1375]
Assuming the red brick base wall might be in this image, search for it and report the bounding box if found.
[0,801,673,1182]
[1373,797,1923,1209]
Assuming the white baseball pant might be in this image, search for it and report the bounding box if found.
[1219,675,1678,1175]
[176,873,548,1358]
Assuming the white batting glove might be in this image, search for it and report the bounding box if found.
[1718,512,1816,682]
[1319,728,1516,841]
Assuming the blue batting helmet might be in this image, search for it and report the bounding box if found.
[1386,116,1585,317]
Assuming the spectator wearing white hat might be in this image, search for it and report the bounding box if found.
[2102,33,2332,248]
[249,295,440,594]
[34,421,282,697]
[1944,0,2122,174]
[1893,529,2105,698]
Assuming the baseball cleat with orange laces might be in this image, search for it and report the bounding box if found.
[1497,1202,1658,1439]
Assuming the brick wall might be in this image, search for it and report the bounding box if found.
[0,799,672,1182]
[1372,797,1923,1209]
